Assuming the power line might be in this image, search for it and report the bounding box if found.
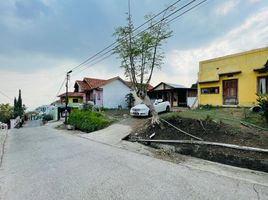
[72,54,113,76]
[52,77,66,103]
[70,0,206,75]
[0,89,12,101]
[167,0,207,24]
[69,0,185,73]
[52,0,208,103]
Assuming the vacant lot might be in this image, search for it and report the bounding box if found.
[168,107,268,129]
[128,107,268,172]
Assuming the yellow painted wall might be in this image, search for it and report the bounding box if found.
[198,47,268,106]
[68,97,83,104]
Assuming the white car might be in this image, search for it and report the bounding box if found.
[130,99,171,117]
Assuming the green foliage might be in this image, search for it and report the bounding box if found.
[256,94,268,122]
[125,93,135,109]
[0,104,13,123]
[43,114,53,121]
[68,110,110,133]
[82,103,94,111]
[161,112,181,121]
[113,13,172,94]
[13,89,24,118]
[205,114,213,122]
[199,104,214,110]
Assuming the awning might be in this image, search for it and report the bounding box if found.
[218,70,241,76]
[253,60,268,73]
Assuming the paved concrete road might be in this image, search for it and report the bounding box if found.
[0,126,267,200]
[23,119,43,128]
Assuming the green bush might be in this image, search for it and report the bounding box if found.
[82,103,94,111]
[68,110,110,133]
[43,114,53,121]
[257,94,268,122]
[199,104,214,110]
[125,93,135,109]
[0,104,13,123]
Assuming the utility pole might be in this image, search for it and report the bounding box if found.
[64,70,72,124]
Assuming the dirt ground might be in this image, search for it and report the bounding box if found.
[128,116,268,172]
[133,117,268,148]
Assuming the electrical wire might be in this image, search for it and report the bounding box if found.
[52,77,66,103]
[70,0,207,75]
[0,89,12,101]
[69,0,191,73]
[52,0,208,102]
[69,0,184,73]
[167,0,207,24]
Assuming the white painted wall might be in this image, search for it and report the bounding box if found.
[10,116,20,129]
[131,90,142,105]
[187,97,198,108]
[102,79,131,108]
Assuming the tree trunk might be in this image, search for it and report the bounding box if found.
[139,94,160,125]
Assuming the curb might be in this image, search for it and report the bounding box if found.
[0,130,8,167]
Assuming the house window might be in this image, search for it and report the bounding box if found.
[257,76,268,94]
[201,87,219,94]
[72,98,79,103]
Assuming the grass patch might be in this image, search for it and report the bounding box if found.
[102,109,129,121]
[243,110,268,129]
[68,110,110,133]
[162,107,268,129]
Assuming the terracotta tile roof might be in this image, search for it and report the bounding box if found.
[124,81,154,90]
[58,92,85,97]
[75,76,154,91]
[83,78,108,89]
[76,80,90,91]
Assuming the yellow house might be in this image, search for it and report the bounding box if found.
[58,92,84,106]
[198,47,268,107]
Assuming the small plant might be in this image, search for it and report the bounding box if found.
[161,112,181,121]
[125,93,135,109]
[82,102,94,111]
[256,94,268,122]
[205,114,213,122]
[43,114,53,121]
[199,104,213,110]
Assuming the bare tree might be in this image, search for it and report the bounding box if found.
[113,12,172,124]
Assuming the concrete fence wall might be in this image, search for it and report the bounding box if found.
[10,116,20,129]
[0,122,8,130]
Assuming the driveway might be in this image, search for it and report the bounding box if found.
[0,124,267,200]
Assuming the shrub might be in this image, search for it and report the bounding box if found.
[199,104,213,110]
[256,94,268,122]
[43,114,53,121]
[205,114,213,122]
[0,104,13,124]
[82,102,94,111]
[68,110,110,133]
[125,93,135,109]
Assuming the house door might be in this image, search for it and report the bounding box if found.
[223,79,238,105]
[95,91,103,106]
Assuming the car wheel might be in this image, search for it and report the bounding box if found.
[166,106,170,112]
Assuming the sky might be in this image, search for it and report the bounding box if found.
[0,0,268,109]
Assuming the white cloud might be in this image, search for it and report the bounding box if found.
[0,54,125,109]
[248,0,262,3]
[0,53,77,109]
[1,3,268,109]
[153,7,268,87]
[216,0,240,15]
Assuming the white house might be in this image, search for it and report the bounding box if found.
[35,105,58,120]
[74,76,141,109]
